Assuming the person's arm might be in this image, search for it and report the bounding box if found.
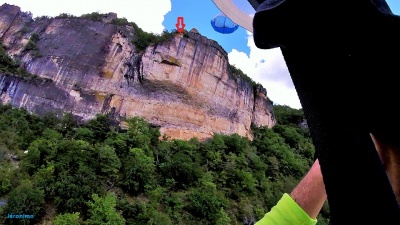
[255,159,326,225]
[290,158,327,219]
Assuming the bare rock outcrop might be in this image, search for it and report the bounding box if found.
[0,3,276,140]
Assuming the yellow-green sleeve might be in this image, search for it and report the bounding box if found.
[255,193,318,225]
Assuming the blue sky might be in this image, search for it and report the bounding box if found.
[164,0,400,109]
[1,0,399,109]
[163,0,253,55]
[162,0,400,56]
[387,0,400,14]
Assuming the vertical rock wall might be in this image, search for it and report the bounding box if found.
[0,3,276,140]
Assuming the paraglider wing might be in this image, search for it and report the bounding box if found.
[247,0,263,10]
[211,0,253,32]
[211,13,240,34]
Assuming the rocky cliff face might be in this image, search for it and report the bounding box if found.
[0,3,275,140]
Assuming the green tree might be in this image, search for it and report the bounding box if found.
[130,23,175,52]
[0,163,14,196]
[228,64,257,88]
[80,12,105,21]
[222,133,250,155]
[2,181,45,224]
[53,140,101,213]
[74,127,95,143]
[55,13,76,19]
[53,212,80,225]
[87,114,113,141]
[40,112,60,129]
[104,132,129,157]
[273,105,305,126]
[186,187,227,223]
[135,206,173,225]
[119,148,155,195]
[116,197,145,225]
[22,129,61,174]
[124,116,154,155]
[273,124,303,149]
[216,208,231,225]
[32,163,56,198]
[24,33,39,51]
[96,145,121,180]
[58,113,78,137]
[159,150,203,190]
[252,126,308,178]
[86,193,125,225]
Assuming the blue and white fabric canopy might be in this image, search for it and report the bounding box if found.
[211,13,240,34]
[211,0,255,32]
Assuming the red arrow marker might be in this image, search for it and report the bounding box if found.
[176,17,185,33]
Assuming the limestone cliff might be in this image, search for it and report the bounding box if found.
[0,3,275,140]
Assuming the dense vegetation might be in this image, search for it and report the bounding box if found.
[56,12,176,52]
[0,103,330,225]
[0,44,38,80]
[1,42,49,83]
[228,64,258,89]
[81,12,178,51]
[23,33,42,58]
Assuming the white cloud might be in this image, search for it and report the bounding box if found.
[0,0,171,34]
[228,32,302,109]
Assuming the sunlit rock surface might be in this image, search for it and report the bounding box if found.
[0,3,276,140]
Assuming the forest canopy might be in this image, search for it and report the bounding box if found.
[0,103,330,225]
